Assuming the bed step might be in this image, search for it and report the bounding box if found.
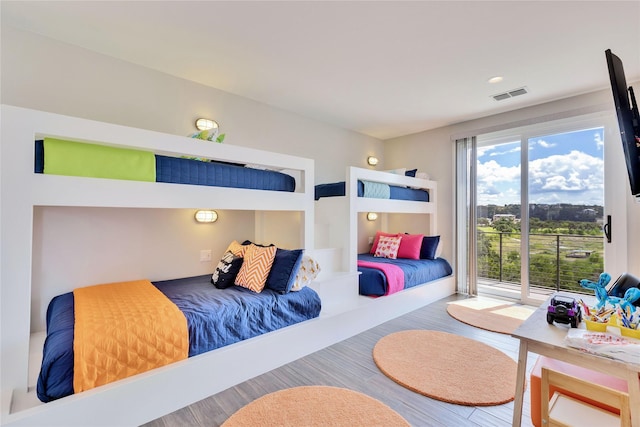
[308,272,361,316]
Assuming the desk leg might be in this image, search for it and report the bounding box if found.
[627,370,640,426]
[512,340,528,427]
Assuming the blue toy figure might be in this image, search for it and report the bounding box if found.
[579,272,612,310]
[620,288,640,314]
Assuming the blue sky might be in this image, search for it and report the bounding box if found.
[476,127,604,206]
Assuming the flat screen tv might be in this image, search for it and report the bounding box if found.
[605,49,640,196]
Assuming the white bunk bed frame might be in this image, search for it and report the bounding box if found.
[0,105,454,426]
[314,166,454,295]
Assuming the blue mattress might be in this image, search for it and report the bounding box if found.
[314,181,429,201]
[37,275,321,402]
[34,140,296,192]
[357,254,452,296]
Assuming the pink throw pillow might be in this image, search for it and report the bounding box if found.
[374,235,403,259]
[397,233,424,259]
[370,231,399,254]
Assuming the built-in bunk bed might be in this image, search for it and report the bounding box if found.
[315,166,454,300]
[0,105,329,426]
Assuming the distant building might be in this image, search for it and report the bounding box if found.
[492,214,516,223]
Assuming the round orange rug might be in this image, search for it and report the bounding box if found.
[373,330,517,406]
[221,385,409,426]
[446,297,535,334]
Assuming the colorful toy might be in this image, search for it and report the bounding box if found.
[547,295,582,328]
[619,287,640,314]
[579,272,612,310]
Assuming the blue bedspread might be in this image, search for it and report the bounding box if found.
[314,181,429,201]
[37,275,321,402]
[357,254,452,296]
[155,155,295,191]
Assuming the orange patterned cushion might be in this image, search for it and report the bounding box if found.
[226,240,249,257]
[235,244,276,292]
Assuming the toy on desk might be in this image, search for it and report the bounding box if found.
[618,287,640,314]
[579,272,612,310]
[578,299,614,322]
[547,295,582,328]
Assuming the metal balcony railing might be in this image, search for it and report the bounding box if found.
[477,230,604,294]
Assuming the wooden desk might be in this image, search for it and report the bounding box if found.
[511,295,640,426]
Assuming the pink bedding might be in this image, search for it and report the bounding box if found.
[357,260,405,295]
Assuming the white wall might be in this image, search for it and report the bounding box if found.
[1,26,385,331]
[1,27,383,185]
[384,85,640,278]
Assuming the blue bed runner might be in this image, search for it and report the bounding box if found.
[37,275,321,402]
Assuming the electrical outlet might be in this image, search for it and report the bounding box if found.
[200,249,212,262]
[368,236,374,245]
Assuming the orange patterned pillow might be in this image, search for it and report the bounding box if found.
[226,240,249,257]
[374,235,403,259]
[234,244,276,292]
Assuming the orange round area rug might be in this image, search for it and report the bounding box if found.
[221,385,409,427]
[373,330,518,406]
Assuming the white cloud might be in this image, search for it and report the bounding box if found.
[594,132,604,150]
[531,139,556,149]
[489,146,521,157]
[477,150,604,205]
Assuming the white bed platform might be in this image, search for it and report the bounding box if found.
[0,105,454,426]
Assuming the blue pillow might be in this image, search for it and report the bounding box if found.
[405,169,417,177]
[266,248,304,294]
[420,236,440,260]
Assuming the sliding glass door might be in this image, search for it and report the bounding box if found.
[457,114,627,304]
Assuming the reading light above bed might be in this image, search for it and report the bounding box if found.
[195,118,219,131]
[367,212,378,221]
[195,210,218,223]
[367,156,379,166]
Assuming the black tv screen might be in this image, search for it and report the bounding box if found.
[605,49,640,196]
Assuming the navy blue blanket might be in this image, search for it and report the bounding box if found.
[155,155,295,191]
[37,275,321,402]
[314,181,429,201]
[357,254,452,296]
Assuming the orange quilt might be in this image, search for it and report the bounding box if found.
[73,280,188,393]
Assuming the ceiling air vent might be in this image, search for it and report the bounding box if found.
[492,87,529,101]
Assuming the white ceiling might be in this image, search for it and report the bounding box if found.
[2,1,639,140]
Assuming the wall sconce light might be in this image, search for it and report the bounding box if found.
[367,212,378,221]
[195,210,218,223]
[367,156,379,166]
[195,118,219,131]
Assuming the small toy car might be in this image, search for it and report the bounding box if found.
[547,295,582,328]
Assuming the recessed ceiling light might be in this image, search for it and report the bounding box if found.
[488,76,503,84]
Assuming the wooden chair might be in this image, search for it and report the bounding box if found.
[541,367,630,427]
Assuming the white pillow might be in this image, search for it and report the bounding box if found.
[383,168,407,176]
[290,255,321,291]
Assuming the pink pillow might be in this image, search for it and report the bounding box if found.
[370,231,399,254]
[374,235,402,259]
[397,233,424,259]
